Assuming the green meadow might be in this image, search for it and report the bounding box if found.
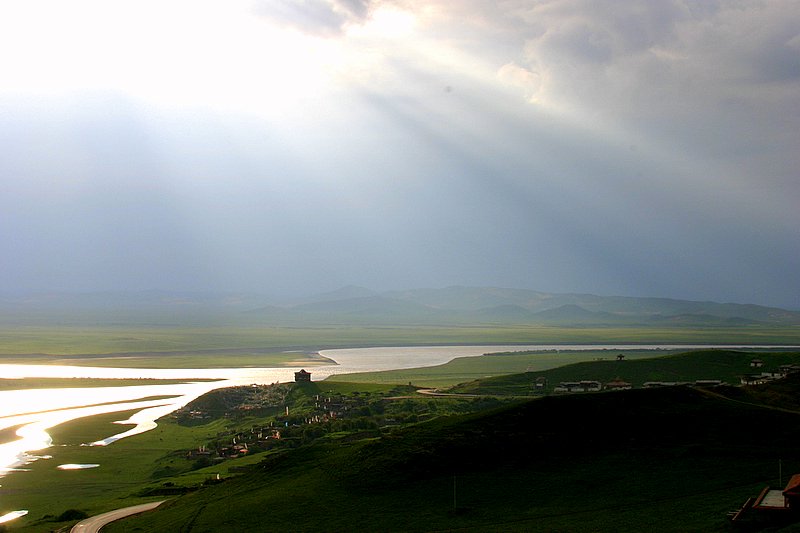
[103,380,800,533]
[0,378,219,392]
[1,317,799,532]
[1,324,798,369]
[5,355,800,531]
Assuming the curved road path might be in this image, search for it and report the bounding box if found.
[71,501,165,533]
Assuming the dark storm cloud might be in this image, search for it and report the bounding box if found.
[0,1,798,309]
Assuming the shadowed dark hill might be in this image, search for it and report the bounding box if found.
[107,378,800,532]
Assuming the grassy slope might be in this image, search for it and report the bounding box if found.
[104,380,800,532]
[449,350,800,395]
[329,349,685,387]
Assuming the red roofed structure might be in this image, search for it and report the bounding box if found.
[733,472,800,527]
[783,474,800,509]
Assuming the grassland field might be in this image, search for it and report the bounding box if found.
[5,352,800,531]
[2,321,800,530]
[1,324,799,366]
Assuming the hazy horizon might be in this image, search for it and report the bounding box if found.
[1,1,798,309]
[2,284,800,313]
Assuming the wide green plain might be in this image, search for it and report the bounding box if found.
[5,354,800,531]
[1,321,799,530]
[1,324,798,368]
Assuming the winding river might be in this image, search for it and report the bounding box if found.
[0,343,795,524]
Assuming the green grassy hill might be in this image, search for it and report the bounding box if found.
[448,350,800,395]
[104,377,800,532]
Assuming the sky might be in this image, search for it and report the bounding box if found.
[0,0,798,308]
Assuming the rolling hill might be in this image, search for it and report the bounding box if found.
[448,349,800,395]
[247,285,800,326]
[2,286,798,327]
[104,375,800,532]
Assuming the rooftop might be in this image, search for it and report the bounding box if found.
[757,489,786,509]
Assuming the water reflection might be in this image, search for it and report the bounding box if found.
[0,510,28,524]
[57,464,99,470]
[0,396,192,477]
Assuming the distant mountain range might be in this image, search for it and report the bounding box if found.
[248,285,800,326]
[1,286,798,326]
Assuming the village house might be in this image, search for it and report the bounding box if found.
[741,372,783,386]
[642,381,680,388]
[780,364,800,376]
[693,379,724,387]
[741,374,771,386]
[784,475,800,510]
[294,369,312,382]
[604,378,632,391]
[553,381,601,393]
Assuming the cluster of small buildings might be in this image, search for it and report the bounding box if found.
[186,425,284,461]
[179,374,379,464]
[307,394,348,422]
[181,410,211,421]
[740,361,800,386]
[645,379,725,388]
[552,379,633,393]
[551,359,800,394]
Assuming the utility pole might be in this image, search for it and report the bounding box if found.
[453,475,457,511]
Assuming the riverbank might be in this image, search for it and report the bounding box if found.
[0,378,220,392]
[0,349,334,369]
[0,424,24,447]
[0,410,213,531]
